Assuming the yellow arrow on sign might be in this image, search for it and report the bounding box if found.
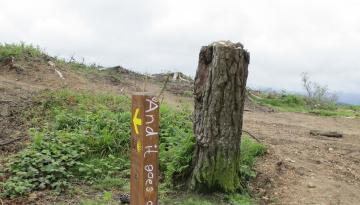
[133,108,142,135]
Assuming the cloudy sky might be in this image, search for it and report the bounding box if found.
[1,0,360,103]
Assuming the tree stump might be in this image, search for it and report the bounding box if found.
[189,41,249,192]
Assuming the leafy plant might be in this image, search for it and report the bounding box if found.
[75,155,129,180]
[159,105,195,186]
[0,178,34,198]
[1,131,86,198]
[239,137,266,183]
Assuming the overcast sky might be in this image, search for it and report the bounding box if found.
[1,0,360,101]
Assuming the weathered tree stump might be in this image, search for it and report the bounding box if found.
[189,41,250,192]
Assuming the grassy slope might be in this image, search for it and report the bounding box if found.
[252,93,360,118]
[0,43,266,205]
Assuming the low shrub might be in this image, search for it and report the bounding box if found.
[159,105,195,186]
[1,131,86,198]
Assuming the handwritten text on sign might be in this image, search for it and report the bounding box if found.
[131,94,159,205]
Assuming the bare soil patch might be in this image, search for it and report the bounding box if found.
[245,111,360,205]
[0,78,34,155]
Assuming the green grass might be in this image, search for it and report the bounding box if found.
[0,42,103,75]
[254,94,307,113]
[159,192,255,205]
[78,191,118,205]
[309,106,360,117]
[240,137,266,184]
[92,176,128,190]
[1,89,265,204]
[54,57,103,74]
[0,42,43,59]
[253,93,360,118]
[78,193,244,205]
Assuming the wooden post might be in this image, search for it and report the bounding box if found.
[131,93,160,205]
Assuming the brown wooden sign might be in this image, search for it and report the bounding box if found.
[131,93,159,205]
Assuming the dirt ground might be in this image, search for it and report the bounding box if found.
[245,111,360,205]
[0,77,35,155]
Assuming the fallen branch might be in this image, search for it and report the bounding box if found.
[242,130,262,142]
[310,130,343,138]
[0,100,13,103]
[55,68,65,80]
[0,137,22,147]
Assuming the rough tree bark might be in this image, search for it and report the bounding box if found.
[189,41,250,192]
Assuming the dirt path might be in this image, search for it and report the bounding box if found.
[244,111,360,205]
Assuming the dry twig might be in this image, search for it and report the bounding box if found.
[0,100,13,103]
[157,74,170,101]
[0,137,22,147]
[242,130,262,142]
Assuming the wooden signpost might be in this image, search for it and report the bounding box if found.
[131,93,159,205]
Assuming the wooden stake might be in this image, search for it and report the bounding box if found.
[131,93,160,205]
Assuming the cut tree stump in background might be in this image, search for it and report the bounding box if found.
[189,41,249,192]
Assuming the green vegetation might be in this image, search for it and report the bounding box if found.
[0,89,265,204]
[239,137,266,186]
[0,42,102,73]
[249,73,359,118]
[1,131,87,197]
[160,192,254,205]
[159,105,195,187]
[1,90,132,198]
[54,57,102,73]
[0,42,43,59]
[78,191,118,205]
[253,92,307,113]
[252,91,360,118]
